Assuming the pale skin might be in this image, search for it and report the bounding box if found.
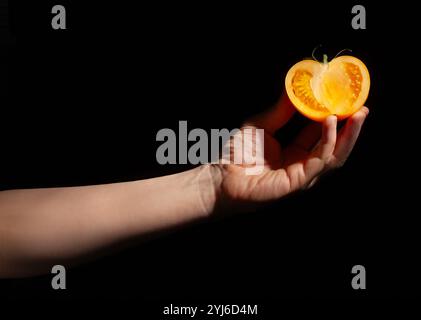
[0,95,369,277]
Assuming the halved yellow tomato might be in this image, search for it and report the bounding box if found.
[285,55,370,121]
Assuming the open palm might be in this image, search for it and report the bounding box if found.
[214,94,369,206]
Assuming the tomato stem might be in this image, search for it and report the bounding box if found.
[334,48,353,59]
[323,54,328,64]
[312,44,322,62]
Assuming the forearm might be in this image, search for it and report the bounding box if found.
[0,165,218,277]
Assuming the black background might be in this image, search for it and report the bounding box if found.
[0,0,419,308]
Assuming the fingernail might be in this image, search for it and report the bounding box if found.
[327,114,336,120]
[363,107,370,115]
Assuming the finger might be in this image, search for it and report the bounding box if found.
[312,115,337,160]
[307,176,319,189]
[332,107,369,165]
[244,93,296,134]
[280,116,336,191]
[291,121,322,152]
[281,157,324,193]
[274,94,297,129]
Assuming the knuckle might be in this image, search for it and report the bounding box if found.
[328,155,345,169]
[333,159,346,169]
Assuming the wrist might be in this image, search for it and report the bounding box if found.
[195,164,224,217]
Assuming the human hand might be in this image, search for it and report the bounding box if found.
[206,94,369,212]
[0,94,368,277]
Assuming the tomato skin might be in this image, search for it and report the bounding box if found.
[285,55,370,122]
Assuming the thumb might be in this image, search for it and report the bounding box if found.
[244,92,296,134]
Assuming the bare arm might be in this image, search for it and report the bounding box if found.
[0,95,368,278]
[0,165,218,277]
